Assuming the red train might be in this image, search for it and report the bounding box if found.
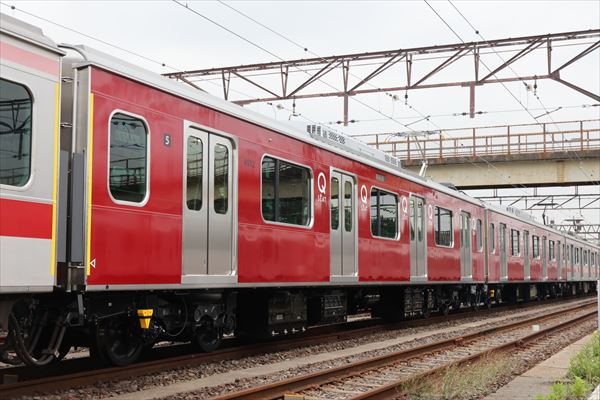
[1,14,598,366]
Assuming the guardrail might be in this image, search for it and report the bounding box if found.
[351,119,600,161]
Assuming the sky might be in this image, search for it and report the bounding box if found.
[1,0,599,235]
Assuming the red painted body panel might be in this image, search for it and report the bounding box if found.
[85,67,597,288]
[0,198,52,239]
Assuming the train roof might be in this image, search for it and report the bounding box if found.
[55,44,598,248]
[60,44,486,207]
[0,13,65,55]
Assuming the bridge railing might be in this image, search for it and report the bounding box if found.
[351,119,600,161]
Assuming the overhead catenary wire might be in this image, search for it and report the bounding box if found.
[423,0,598,227]
[215,0,439,131]
[218,0,592,225]
[172,0,434,135]
[445,0,600,187]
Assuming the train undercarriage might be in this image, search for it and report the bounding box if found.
[0,281,596,367]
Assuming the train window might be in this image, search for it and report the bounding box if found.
[0,79,32,187]
[511,229,520,256]
[261,156,311,226]
[331,177,339,230]
[575,247,580,265]
[475,219,483,251]
[370,188,398,239]
[213,144,228,214]
[344,181,353,232]
[434,206,453,247]
[109,112,148,203]
[532,236,540,259]
[186,136,203,210]
[489,223,496,253]
[583,250,588,266]
[549,240,555,261]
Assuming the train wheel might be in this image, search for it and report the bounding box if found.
[95,315,143,366]
[194,317,222,353]
[441,303,450,316]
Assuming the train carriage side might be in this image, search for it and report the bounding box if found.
[0,15,64,296]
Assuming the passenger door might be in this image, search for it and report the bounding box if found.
[330,171,357,278]
[460,211,472,280]
[499,223,507,280]
[542,236,547,279]
[182,126,234,278]
[523,231,530,280]
[410,196,427,280]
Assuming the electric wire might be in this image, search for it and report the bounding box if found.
[446,0,600,187]
[216,0,439,130]
[424,0,598,229]
[172,0,430,134]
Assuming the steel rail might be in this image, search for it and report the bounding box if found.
[0,297,593,398]
[209,300,597,400]
[353,308,597,399]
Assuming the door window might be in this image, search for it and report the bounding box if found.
[0,79,32,187]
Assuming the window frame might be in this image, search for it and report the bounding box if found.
[510,228,520,257]
[259,154,314,229]
[433,206,454,248]
[489,223,496,254]
[532,235,540,259]
[106,109,151,207]
[475,218,483,252]
[0,78,35,190]
[370,185,399,240]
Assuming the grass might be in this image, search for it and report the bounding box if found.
[535,331,600,400]
[398,353,513,399]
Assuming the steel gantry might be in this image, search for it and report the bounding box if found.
[165,29,600,125]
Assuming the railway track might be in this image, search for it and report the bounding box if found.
[0,296,594,398]
[209,300,597,400]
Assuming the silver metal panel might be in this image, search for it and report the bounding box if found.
[542,236,547,279]
[57,150,69,262]
[523,231,530,280]
[410,196,427,280]
[182,128,209,275]
[499,223,508,280]
[330,171,342,276]
[0,237,53,288]
[69,153,85,263]
[208,135,233,275]
[0,13,64,55]
[460,211,472,279]
[557,241,562,280]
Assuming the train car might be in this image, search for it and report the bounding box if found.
[0,13,598,367]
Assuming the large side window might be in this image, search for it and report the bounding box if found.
[109,112,148,203]
[261,156,311,226]
[434,206,453,247]
[532,235,540,259]
[511,229,520,256]
[370,188,398,239]
[0,79,33,187]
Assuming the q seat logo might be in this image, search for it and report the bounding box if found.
[316,172,327,204]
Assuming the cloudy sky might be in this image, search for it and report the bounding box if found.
[2,0,599,232]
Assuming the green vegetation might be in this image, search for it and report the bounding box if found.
[400,353,513,399]
[535,332,600,400]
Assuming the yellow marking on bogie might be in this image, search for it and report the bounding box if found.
[137,309,154,329]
